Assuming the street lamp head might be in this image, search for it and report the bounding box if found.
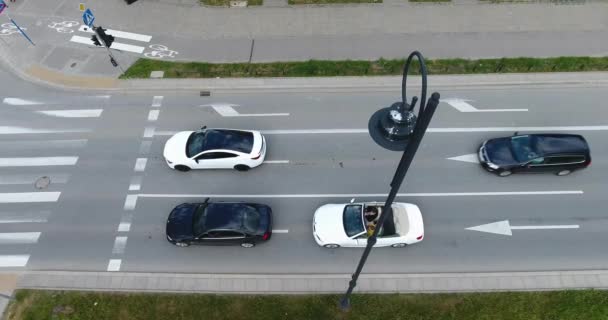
[368,51,428,151]
[368,102,417,151]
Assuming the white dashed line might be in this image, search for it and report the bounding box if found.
[151,96,163,107]
[123,195,138,210]
[0,255,30,267]
[129,176,142,191]
[112,236,128,254]
[134,158,148,172]
[107,259,121,271]
[272,229,289,233]
[118,222,131,232]
[143,127,155,138]
[147,110,160,121]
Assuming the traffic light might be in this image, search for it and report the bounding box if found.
[95,27,115,48]
[91,35,102,46]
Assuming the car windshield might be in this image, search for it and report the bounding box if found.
[343,205,364,237]
[186,131,206,158]
[510,135,541,163]
[192,204,208,237]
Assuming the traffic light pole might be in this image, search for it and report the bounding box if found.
[92,25,124,72]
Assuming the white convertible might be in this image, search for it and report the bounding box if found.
[312,201,424,248]
[163,127,266,172]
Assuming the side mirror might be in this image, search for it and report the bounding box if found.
[513,131,519,136]
[350,198,355,203]
[203,197,210,204]
[201,125,207,130]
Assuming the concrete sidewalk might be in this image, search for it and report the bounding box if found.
[15,270,608,294]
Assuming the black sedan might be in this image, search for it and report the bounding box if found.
[478,133,591,177]
[166,199,272,248]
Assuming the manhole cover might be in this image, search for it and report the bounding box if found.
[34,176,51,189]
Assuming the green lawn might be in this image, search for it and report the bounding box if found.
[6,289,608,320]
[121,56,608,79]
[288,0,381,4]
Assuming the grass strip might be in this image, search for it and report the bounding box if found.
[121,56,608,79]
[199,0,262,6]
[288,0,381,4]
[7,289,608,320]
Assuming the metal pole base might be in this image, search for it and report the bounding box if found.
[339,296,351,311]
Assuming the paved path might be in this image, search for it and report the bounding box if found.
[0,0,606,87]
[15,270,608,293]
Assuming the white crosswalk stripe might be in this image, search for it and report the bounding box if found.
[0,157,78,167]
[78,25,152,42]
[0,255,30,267]
[70,35,145,54]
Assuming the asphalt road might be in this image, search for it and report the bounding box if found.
[1,69,608,274]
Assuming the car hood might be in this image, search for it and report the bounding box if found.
[166,203,195,241]
[484,138,519,166]
[163,131,192,163]
[313,204,352,243]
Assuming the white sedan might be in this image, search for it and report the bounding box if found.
[312,201,424,248]
[163,127,266,172]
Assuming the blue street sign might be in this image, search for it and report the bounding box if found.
[82,8,95,28]
[0,0,7,15]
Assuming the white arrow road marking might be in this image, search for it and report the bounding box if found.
[447,154,479,164]
[0,157,78,167]
[70,35,145,54]
[78,25,152,42]
[37,109,103,118]
[2,98,43,105]
[466,220,580,236]
[0,232,41,244]
[0,255,30,267]
[441,98,528,112]
[203,104,290,117]
[0,126,89,135]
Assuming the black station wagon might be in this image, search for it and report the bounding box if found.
[166,199,272,248]
[478,133,591,177]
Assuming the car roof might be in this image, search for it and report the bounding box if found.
[532,134,589,155]
[202,129,254,153]
[202,203,258,232]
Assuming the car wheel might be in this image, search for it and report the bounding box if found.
[323,244,340,249]
[391,243,407,248]
[234,164,250,172]
[241,242,255,248]
[557,169,572,176]
[174,165,191,172]
[174,242,190,247]
[498,170,512,177]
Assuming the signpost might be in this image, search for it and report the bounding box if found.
[81,7,122,71]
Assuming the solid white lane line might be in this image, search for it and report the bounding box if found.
[148,110,160,121]
[2,98,43,105]
[124,195,138,210]
[138,190,583,199]
[69,35,145,54]
[511,225,580,230]
[107,259,121,272]
[37,109,103,118]
[0,211,50,223]
[0,139,88,150]
[112,236,128,254]
[0,126,89,135]
[129,176,142,191]
[0,157,78,167]
[139,141,152,155]
[0,232,41,244]
[272,229,289,233]
[151,96,163,107]
[263,160,290,164]
[134,158,148,172]
[0,192,61,203]
[0,255,30,267]
[118,222,131,232]
[143,127,155,138]
[262,129,367,135]
[78,25,152,42]
[0,173,69,185]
